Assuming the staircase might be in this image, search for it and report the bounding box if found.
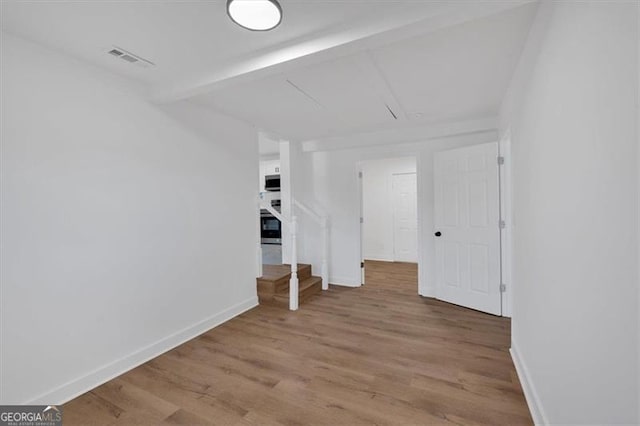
[257,264,322,307]
[258,195,329,310]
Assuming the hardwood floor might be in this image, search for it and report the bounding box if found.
[63,260,532,425]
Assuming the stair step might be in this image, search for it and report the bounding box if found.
[259,264,309,280]
[257,264,312,298]
[272,276,322,306]
[257,263,322,306]
[295,264,312,281]
[259,264,312,282]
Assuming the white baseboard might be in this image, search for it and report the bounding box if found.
[329,276,361,287]
[418,285,436,297]
[362,254,393,262]
[27,296,259,405]
[510,341,548,425]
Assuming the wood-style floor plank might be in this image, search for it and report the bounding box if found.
[63,260,532,425]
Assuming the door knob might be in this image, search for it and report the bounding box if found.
[435,231,442,237]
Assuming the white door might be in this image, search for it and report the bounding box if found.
[392,173,418,263]
[434,142,501,315]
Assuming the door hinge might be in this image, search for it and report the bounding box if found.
[360,217,364,224]
[500,283,506,293]
[361,262,364,268]
[358,171,363,178]
[497,156,505,165]
[499,220,506,229]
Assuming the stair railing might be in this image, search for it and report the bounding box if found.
[261,201,284,223]
[260,197,329,311]
[260,197,298,311]
[293,199,329,292]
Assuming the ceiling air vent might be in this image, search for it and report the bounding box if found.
[106,46,155,68]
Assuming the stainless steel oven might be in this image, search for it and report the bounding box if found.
[260,199,282,244]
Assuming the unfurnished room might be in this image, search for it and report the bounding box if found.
[1,1,639,425]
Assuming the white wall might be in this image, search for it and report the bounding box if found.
[361,157,416,261]
[259,159,280,192]
[295,131,497,294]
[500,2,639,424]
[0,33,259,404]
[637,4,640,420]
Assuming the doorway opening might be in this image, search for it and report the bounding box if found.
[359,156,419,294]
[258,133,283,268]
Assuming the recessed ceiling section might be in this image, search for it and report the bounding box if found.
[369,3,538,124]
[1,0,539,142]
[190,75,344,141]
[0,0,448,90]
[283,55,400,131]
[191,54,403,141]
[190,3,538,142]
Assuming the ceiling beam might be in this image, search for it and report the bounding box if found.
[153,1,536,103]
[300,116,499,152]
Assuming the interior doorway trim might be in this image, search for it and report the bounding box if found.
[499,129,513,318]
[357,155,423,295]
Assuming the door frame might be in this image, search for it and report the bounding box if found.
[354,144,511,312]
[430,139,512,317]
[357,155,422,294]
[499,130,513,318]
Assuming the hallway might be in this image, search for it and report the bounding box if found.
[63,261,531,425]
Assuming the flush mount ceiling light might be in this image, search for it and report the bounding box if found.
[227,0,282,31]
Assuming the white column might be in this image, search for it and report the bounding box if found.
[256,197,263,279]
[289,215,299,311]
[321,216,329,290]
[279,140,292,265]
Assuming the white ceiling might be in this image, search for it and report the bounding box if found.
[371,5,536,124]
[1,0,538,144]
[192,3,538,141]
[0,0,450,91]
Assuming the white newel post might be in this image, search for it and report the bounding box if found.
[289,215,299,311]
[256,197,263,279]
[321,216,329,290]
